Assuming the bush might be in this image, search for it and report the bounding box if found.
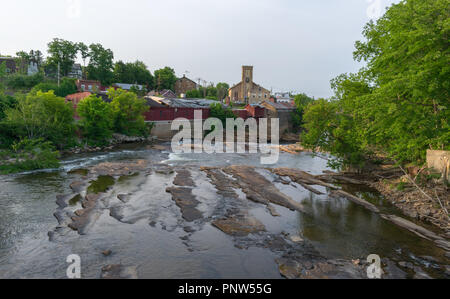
[77,94,113,145]
[2,91,76,149]
[108,89,149,137]
[0,138,60,174]
[31,78,77,97]
[5,72,44,90]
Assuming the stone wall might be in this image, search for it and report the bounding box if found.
[174,76,197,97]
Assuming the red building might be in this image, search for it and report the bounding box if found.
[66,92,92,119]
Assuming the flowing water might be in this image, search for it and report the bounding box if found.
[0,144,448,279]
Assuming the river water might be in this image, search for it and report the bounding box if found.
[0,144,448,279]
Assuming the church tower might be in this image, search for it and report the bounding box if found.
[241,66,253,104]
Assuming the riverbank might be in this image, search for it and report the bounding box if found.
[277,143,449,234]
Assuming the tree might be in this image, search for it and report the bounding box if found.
[77,42,89,79]
[47,38,79,76]
[154,67,177,91]
[15,51,30,74]
[291,93,315,130]
[186,89,202,98]
[216,82,230,100]
[3,91,75,149]
[108,89,149,136]
[0,93,16,120]
[31,77,77,97]
[209,102,236,126]
[113,60,154,88]
[77,42,89,67]
[86,43,114,85]
[301,0,450,169]
[77,94,113,145]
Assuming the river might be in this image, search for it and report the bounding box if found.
[0,143,448,279]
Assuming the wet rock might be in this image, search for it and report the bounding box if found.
[267,205,281,217]
[398,261,414,270]
[69,193,103,235]
[202,167,240,199]
[166,187,202,222]
[56,194,70,209]
[101,264,138,279]
[151,144,168,151]
[380,214,450,251]
[68,169,89,176]
[70,181,85,193]
[91,160,147,177]
[154,164,174,175]
[212,216,265,237]
[276,258,303,279]
[149,221,157,227]
[173,169,196,187]
[117,194,131,203]
[419,256,439,263]
[380,259,406,279]
[413,266,432,279]
[102,250,112,257]
[265,235,289,251]
[222,166,308,213]
[444,265,450,276]
[109,206,125,222]
[53,211,66,225]
[289,235,304,243]
[184,226,195,233]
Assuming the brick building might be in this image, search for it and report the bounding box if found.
[174,75,198,97]
[228,66,271,105]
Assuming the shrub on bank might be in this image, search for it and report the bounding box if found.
[0,138,60,174]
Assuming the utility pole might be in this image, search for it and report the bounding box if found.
[57,62,60,87]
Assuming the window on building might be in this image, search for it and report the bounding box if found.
[88,85,93,91]
[81,84,85,91]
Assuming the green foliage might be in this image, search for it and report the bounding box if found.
[31,77,77,97]
[291,93,315,130]
[87,44,115,85]
[216,82,230,100]
[2,91,75,149]
[113,60,154,89]
[77,95,113,145]
[186,89,203,98]
[0,93,17,120]
[154,67,177,91]
[108,89,149,136]
[301,0,450,169]
[186,82,230,100]
[47,38,79,76]
[0,138,60,174]
[302,99,367,170]
[5,72,45,90]
[209,102,236,125]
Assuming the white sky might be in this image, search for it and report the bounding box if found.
[0,0,399,98]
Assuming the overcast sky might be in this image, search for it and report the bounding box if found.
[0,0,399,98]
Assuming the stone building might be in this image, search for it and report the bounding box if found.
[228,66,271,105]
[174,75,197,97]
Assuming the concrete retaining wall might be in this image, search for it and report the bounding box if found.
[427,150,450,181]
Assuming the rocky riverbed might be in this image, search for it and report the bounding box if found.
[0,144,449,279]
